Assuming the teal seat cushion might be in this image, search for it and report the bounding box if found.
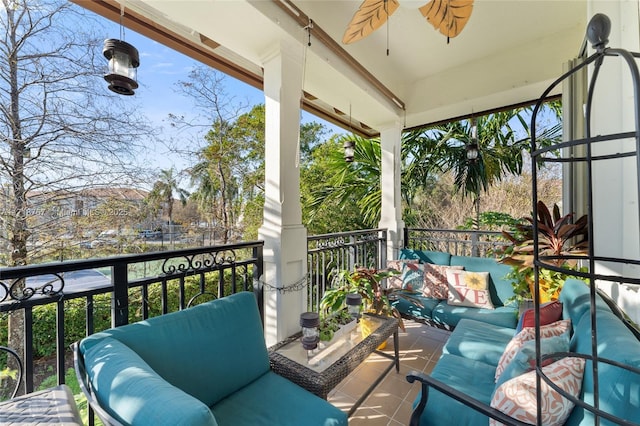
[80,292,268,407]
[413,354,495,425]
[82,337,217,426]
[391,292,439,319]
[432,301,518,329]
[450,256,515,307]
[444,319,515,366]
[565,309,640,426]
[400,249,451,265]
[212,371,347,426]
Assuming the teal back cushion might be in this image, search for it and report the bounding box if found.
[559,279,609,326]
[450,255,514,307]
[566,309,640,425]
[80,292,268,407]
[400,249,451,265]
[83,337,218,426]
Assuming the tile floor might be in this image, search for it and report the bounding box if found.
[327,320,451,425]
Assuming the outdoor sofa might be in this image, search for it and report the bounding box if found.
[390,249,518,329]
[406,278,640,425]
[73,291,347,426]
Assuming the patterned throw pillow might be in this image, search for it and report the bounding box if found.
[386,259,418,289]
[495,319,572,382]
[422,264,464,299]
[400,263,425,292]
[446,269,494,309]
[490,357,586,426]
[495,330,570,387]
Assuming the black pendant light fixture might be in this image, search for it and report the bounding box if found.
[466,117,479,162]
[102,7,139,96]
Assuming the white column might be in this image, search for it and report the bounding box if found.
[586,0,640,323]
[378,121,405,262]
[258,41,308,347]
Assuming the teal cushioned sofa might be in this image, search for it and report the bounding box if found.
[74,292,347,426]
[392,249,518,329]
[406,279,640,425]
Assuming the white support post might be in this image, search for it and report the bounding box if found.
[259,41,308,347]
[378,121,405,262]
[585,0,640,324]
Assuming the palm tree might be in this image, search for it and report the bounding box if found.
[147,168,189,245]
[307,135,383,228]
[406,106,562,227]
[308,104,562,231]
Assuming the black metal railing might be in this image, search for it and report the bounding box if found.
[0,241,264,398]
[404,228,509,258]
[307,229,387,312]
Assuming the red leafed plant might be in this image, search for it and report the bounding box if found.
[498,201,589,302]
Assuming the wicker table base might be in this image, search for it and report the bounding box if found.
[269,313,400,417]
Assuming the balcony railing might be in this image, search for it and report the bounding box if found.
[0,241,263,397]
[307,229,387,312]
[0,227,506,403]
[404,228,509,258]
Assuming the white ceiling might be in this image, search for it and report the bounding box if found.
[86,0,589,135]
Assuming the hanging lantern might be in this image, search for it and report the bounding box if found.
[102,39,140,96]
[466,117,479,162]
[343,140,355,163]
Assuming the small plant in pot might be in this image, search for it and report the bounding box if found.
[498,200,589,303]
[318,309,355,342]
[320,266,405,331]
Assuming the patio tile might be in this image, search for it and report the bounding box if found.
[325,319,447,423]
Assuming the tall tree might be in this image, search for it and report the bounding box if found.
[308,105,562,231]
[0,0,152,382]
[147,168,189,244]
[0,0,151,266]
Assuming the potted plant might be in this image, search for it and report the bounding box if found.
[320,266,405,332]
[317,309,356,342]
[498,200,589,303]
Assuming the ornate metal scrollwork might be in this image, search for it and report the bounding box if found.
[355,232,379,243]
[1,274,65,302]
[162,249,238,276]
[316,236,346,249]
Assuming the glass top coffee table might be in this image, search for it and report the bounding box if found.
[269,313,399,417]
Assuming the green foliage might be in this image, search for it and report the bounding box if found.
[301,136,367,234]
[458,211,523,231]
[318,310,353,341]
[305,135,383,230]
[320,267,405,330]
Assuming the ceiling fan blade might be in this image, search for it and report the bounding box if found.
[419,0,474,38]
[342,0,400,45]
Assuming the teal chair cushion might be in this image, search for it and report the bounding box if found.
[444,319,515,366]
[80,292,269,407]
[212,371,347,426]
[83,337,217,426]
[413,354,495,425]
[432,302,518,329]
